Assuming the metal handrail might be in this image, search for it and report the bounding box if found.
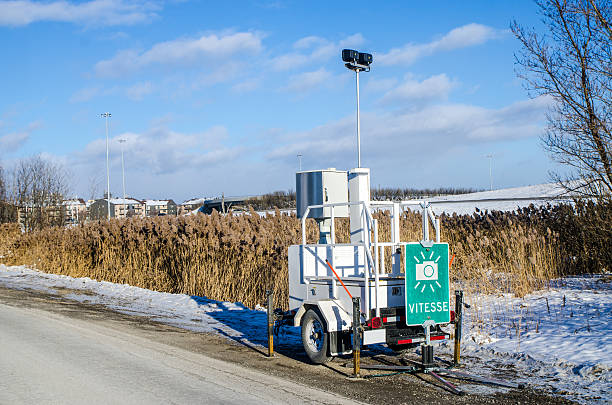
[298,198,453,319]
[299,200,391,319]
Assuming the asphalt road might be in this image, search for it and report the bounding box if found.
[0,300,356,405]
[0,286,575,405]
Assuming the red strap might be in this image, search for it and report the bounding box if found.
[325,260,353,299]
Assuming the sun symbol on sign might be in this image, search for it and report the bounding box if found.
[414,251,443,293]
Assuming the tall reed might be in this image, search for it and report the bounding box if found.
[1,203,607,309]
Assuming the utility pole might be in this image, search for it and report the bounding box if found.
[119,139,127,202]
[101,112,112,219]
[486,154,493,191]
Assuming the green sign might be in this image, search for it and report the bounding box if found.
[404,243,450,326]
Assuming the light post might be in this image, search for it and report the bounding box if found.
[119,139,127,203]
[297,153,303,171]
[101,112,111,220]
[342,49,373,168]
[486,154,493,191]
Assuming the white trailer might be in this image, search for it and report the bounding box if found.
[288,168,451,364]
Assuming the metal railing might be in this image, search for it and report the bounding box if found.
[299,200,441,320]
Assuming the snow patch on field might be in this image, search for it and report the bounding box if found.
[437,275,612,402]
[0,265,610,402]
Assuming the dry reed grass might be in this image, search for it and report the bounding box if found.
[0,203,605,309]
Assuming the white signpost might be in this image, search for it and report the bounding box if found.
[405,242,451,326]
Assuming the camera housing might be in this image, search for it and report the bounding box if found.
[342,49,373,68]
[358,52,372,66]
[342,49,359,63]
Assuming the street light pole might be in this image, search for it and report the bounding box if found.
[101,112,112,220]
[297,153,303,171]
[119,139,127,202]
[486,154,493,191]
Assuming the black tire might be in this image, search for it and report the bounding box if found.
[301,309,332,364]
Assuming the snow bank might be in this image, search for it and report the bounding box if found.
[0,265,301,349]
[0,265,609,402]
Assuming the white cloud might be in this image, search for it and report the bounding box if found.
[0,0,159,27]
[270,33,364,72]
[379,74,456,105]
[126,81,153,101]
[270,53,308,71]
[282,68,332,93]
[293,35,326,49]
[266,96,552,165]
[0,121,40,152]
[339,33,365,49]
[74,125,241,175]
[69,86,101,103]
[365,77,399,93]
[231,79,259,93]
[94,31,263,77]
[377,23,503,65]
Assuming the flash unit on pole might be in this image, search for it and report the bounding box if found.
[342,49,373,71]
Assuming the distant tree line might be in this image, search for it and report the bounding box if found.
[244,187,480,211]
[246,190,296,211]
[370,187,481,201]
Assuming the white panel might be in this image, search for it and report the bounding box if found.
[363,328,386,345]
[288,245,306,311]
[368,280,405,309]
[317,300,352,332]
[321,170,349,218]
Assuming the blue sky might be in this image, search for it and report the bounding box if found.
[0,0,561,202]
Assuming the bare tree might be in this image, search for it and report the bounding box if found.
[88,173,103,201]
[0,163,6,202]
[0,163,17,223]
[11,155,71,231]
[511,0,611,199]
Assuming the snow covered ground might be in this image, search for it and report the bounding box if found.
[438,276,612,402]
[1,265,609,402]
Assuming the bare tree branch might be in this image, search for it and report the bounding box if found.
[512,0,611,200]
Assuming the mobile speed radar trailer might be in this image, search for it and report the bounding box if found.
[288,167,451,364]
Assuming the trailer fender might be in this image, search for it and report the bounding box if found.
[294,300,352,332]
[293,304,311,327]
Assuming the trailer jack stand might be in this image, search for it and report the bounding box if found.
[351,297,361,378]
[266,290,275,358]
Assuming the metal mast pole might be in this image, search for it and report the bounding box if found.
[102,112,111,220]
[119,139,126,202]
[356,69,361,168]
[486,154,493,191]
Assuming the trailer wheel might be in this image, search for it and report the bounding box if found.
[301,309,332,364]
